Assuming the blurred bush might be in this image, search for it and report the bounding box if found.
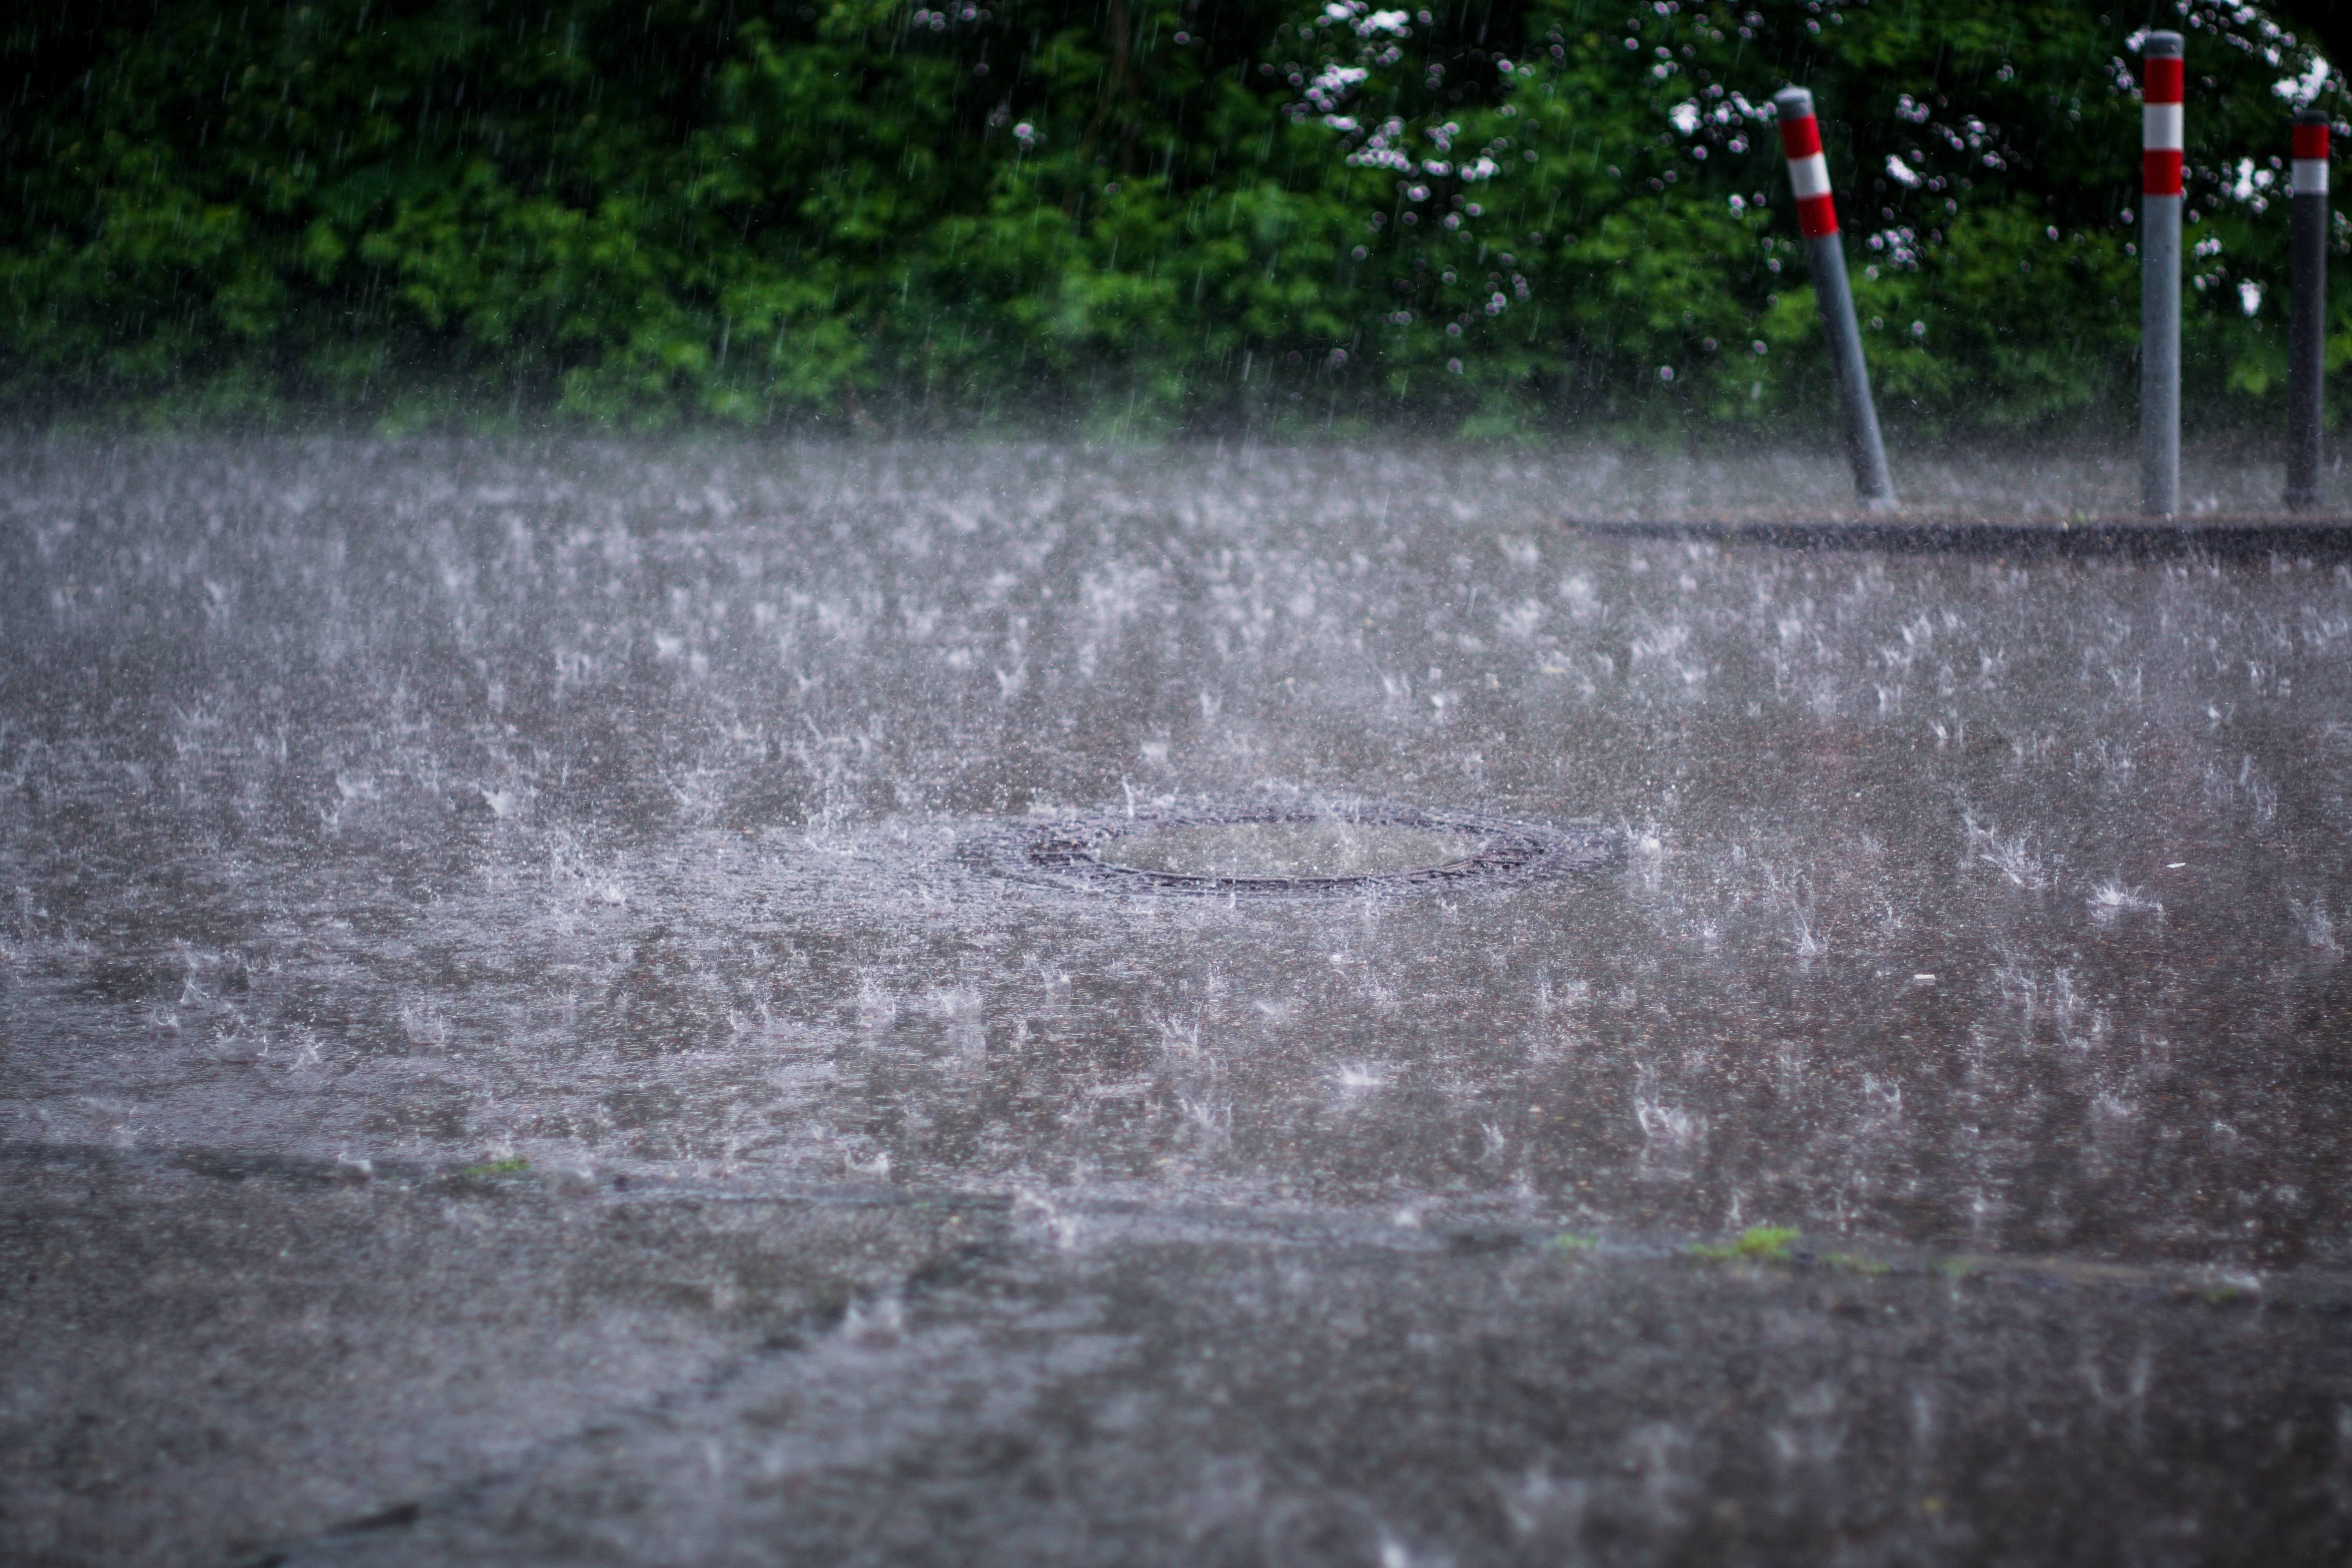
[1,0,2344,437]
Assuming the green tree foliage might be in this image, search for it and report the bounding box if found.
[1,0,2343,434]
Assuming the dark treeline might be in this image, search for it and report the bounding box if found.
[2,0,2345,435]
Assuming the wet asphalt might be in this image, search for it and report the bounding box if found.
[4,437,2350,1565]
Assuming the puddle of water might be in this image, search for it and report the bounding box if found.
[2,436,2347,1270]
[8,436,2352,1565]
[1090,821,1484,878]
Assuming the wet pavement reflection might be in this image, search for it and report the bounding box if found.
[4,438,2350,1564]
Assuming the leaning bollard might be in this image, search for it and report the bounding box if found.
[2286,107,2329,512]
[1773,86,1895,507]
[2140,31,2184,517]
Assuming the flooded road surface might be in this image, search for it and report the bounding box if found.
[4,439,2350,1565]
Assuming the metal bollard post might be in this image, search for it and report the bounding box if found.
[2140,31,2184,517]
[1773,86,1895,508]
[2286,108,2329,512]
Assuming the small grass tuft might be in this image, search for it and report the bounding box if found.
[1690,1225,1801,1263]
[1547,1233,1601,1253]
[463,1155,531,1177]
[1823,1251,1891,1276]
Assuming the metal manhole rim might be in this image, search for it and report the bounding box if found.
[964,800,1617,898]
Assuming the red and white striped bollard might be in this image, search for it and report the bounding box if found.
[2140,31,2183,516]
[2287,109,2328,510]
[1772,86,1893,506]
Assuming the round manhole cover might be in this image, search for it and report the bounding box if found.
[967,802,1613,897]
